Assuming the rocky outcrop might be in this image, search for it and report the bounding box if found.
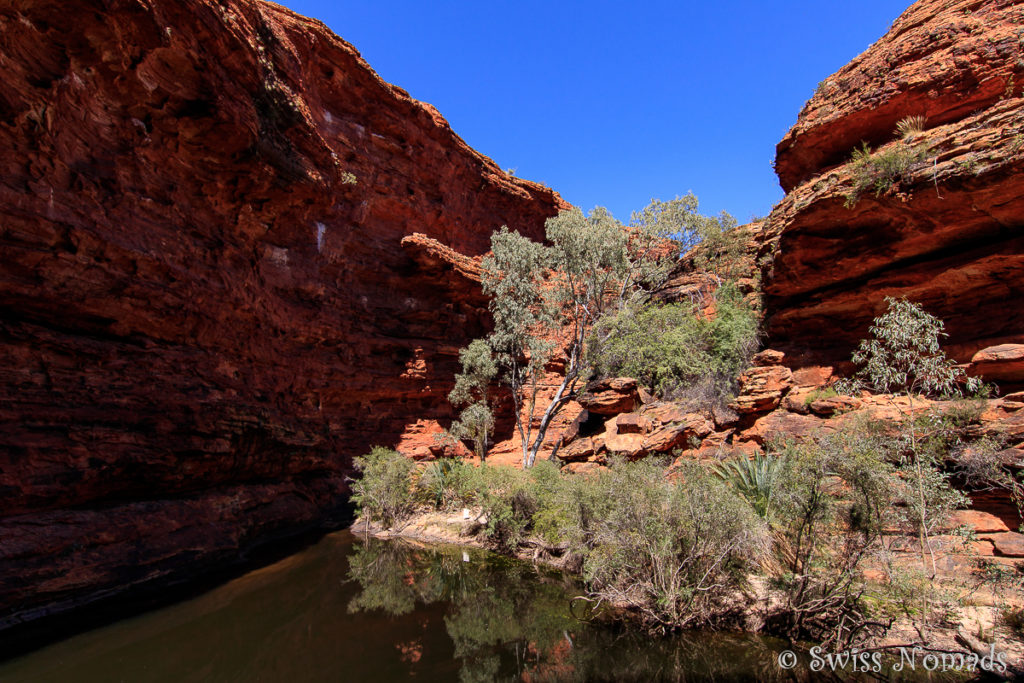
[548,354,1024,551]
[0,0,565,626]
[970,344,1024,383]
[728,366,794,414]
[577,378,646,416]
[760,0,1024,370]
[774,0,1024,193]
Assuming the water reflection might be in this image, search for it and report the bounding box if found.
[345,537,793,682]
[0,530,893,682]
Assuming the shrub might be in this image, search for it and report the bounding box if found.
[418,458,477,510]
[843,141,931,208]
[468,463,535,552]
[589,281,758,402]
[432,457,767,631]
[841,297,981,576]
[769,424,901,648]
[582,459,767,631]
[844,297,980,399]
[350,446,417,529]
[894,115,926,140]
[802,386,838,405]
[471,460,580,554]
[446,340,497,460]
[690,214,751,281]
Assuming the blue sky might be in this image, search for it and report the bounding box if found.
[280,1,911,223]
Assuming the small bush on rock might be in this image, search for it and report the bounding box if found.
[843,141,931,208]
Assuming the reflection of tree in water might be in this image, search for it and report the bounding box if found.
[444,558,580,683]
[346,538,491,615]
[346,538,798,682]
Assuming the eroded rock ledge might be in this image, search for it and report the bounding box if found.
[760,0,1024,372]
[0,0,565,626]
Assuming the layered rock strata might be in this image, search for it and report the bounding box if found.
[760,0,1024,372]
[0,0,564,626]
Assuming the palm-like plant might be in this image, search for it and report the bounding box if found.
[711,453,784,519]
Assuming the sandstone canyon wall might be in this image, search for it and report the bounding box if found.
[0,0,565,627]
[761,0,1024,375]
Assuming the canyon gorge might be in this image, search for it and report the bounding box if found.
[1,0,1022,633]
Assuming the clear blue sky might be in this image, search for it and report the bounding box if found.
[279,1,911,223]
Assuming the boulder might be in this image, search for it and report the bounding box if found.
[564,462,605,475]
[989,532,1024,558]
[743,410,824,445]
[615,412,652,434]
[641,414,714,453]
[578,378,642,416]
[752,349,786,367]
[791,366,836,388]
[558,437,604,462]
[604,431,648,457]
[970,344,1024,383]
[728,366,794,414]
[807,395,862,417]
[950,510,1011,534]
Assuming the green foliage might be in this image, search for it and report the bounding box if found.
[891,421,970,548]
[842,298,981,585]
[582,460,766,630]
[545,206,632,320]
[482,226,554,375]
[474,194,739,467]
[711,453,783,519]
[481,203,685,468]
[448,340,497,407]
[632,194,749,280]
[844,297,980,398]
[769,423,901,648]
[474,466,537,553]
[395,456,766,631]
[444,457,766,630]
[691,213,750,281]
[802,386,838,405]
[461,460,577,553]
[843,141,931,208]
[447,340,497,459]
[418,458,477,510]
[350,446,417,530]
[589,281,758,401]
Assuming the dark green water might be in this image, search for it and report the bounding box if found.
[0,531,946,682]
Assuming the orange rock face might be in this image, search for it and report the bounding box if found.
[970,344,1024,383]
[775,0,1024,193]
[577,378,644,415]
[728,365,794,414]
[761,0,1024,370]
[0,0,564,626]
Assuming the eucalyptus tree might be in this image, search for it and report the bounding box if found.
[478,201,684,469]
[842,297,980,576]
[447,339,498,460]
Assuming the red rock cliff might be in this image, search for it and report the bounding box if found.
[0,0,566,626]
[761,0,1024,373]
